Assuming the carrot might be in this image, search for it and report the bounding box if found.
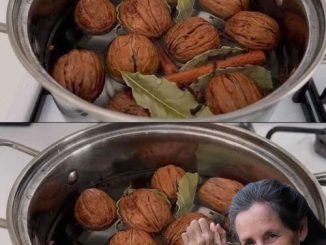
[155,44,179,75]
[164,50,266,85]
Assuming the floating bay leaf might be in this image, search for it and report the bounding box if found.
[175,172,199,218]
[122,72,199,119]
[196,107,214,117]
[176,0,195,22]
[181,46,244,71]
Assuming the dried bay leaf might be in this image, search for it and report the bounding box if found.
[175,172,199,218]
[196,107,214,117]
[181,46,244,71]
[175,0,195,22]
[122,72,199,119]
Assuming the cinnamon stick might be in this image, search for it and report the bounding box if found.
[155,43,179,75]
[164,50,266,85]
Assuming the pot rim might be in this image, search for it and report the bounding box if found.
[5,0,326,121]
[6,123,326,245]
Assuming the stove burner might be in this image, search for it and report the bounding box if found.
[293,79,326,122]
[315,134,326,158]
[266,126,326,159]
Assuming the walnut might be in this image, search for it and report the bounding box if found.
[164,212,211,245]
[107,34,159,81]
[166,0,177,5]
[74,188,117,230]
[109,229,156,245]
[206,72,263,114]
[107,90,150,117]
[151,165,186,199]
[164,17,220,63]
[52,50,105,102]
[118,189,172,233]
[119,0,172,37]
[225,11,280,50]
[198,177,244,214]
[138,141,198,170]
[74,0,116,35]
[282,11,308,47]
[199,0,249,19]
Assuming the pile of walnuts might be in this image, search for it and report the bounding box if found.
[73,164,244,244]
[51,0,281,117]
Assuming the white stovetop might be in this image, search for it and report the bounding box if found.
[0,123,325,244]
[0,0,42,122]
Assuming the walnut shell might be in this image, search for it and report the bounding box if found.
[119,189,173,233]
[107,34,159,81]
[107,90,150,117]
[138,141,198,170]
[164,212,211,245]
[74,188,117,230]
[164,17,220,63]
[151,165,186,199]
[119,0,172,37]
[74,0,116,35]
[198,177,244,214]
[52,50,105,102]
[206,72,263,114]
[199,0,249,19]
[109,229,156,245]
[283,11,308,47]
[225,11,280,50]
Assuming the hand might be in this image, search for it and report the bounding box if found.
[210,222,227,245]
[181,218,227,245]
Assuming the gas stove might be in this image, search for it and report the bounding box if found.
[0,123,325,244]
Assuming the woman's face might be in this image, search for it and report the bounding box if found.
[235,202,307,245]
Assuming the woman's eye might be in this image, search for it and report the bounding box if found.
[266,233,279,242]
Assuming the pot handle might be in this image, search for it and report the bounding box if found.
[0,22,7,34]
[0,139,40,229]
[0,139,40,157]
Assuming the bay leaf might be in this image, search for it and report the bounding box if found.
[181,46,244,71]
[197,11,225,30]
[175,0,195,22]
[175,172,199,218]
[122,72,199,119]
[196,107,214,117]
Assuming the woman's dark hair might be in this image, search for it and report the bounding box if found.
[229,179,326,244]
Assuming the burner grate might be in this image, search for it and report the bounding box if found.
[293,79,326,122]
[266,126,326,159]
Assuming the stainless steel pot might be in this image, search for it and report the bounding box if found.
[0,0,326,121]
[0,123,326,244]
